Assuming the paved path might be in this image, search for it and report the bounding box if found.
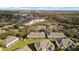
[24,18,45,26]
[15,45,32,51]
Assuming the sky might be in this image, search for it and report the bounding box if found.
[0,0,79,7]
[0,0,79,10]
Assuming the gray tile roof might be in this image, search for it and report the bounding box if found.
[55,38,76,49]
[48,32,66,38]
[34,40,55,51]
[27,32,45,38]
[3,36,19,45]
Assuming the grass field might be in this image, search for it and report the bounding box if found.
[3,38,49,51]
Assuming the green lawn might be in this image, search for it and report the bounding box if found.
[3,38,48,51]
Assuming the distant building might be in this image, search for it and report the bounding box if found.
[3,36,19,47]
[36,25,46,31]
[34,40,55,51]
[49,25,57,31]
[27,32,45,39]
[58,25,64,30]
[19,26,25,30]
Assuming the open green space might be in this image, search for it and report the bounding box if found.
[3,38,48,51]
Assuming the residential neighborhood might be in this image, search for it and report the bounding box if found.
[0,10,79,51]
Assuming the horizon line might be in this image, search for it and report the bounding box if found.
[0,7,79,10]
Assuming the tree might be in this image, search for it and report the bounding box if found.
[0,33,8,40]
[0,39,2,47]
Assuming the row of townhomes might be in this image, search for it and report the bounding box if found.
[3,36,19,48]
[34,40,55,51]
[27,31,76,50]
